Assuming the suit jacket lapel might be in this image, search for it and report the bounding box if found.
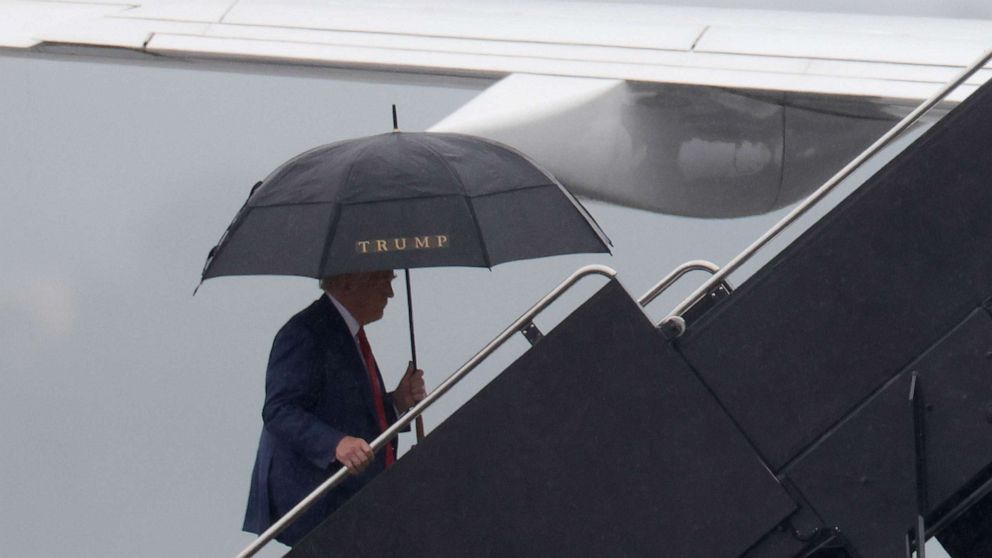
[314,295,382,426]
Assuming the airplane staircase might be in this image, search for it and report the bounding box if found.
[259,57,992,558]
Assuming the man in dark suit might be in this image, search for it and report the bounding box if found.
[243,270,426,546]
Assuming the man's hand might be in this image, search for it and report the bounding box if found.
[335,436,374,474]
[393,362,426,413]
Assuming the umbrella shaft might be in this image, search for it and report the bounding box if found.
[405,268,417,367]
[405,268,425,442]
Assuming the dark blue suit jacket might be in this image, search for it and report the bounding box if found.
[243,295,397,546]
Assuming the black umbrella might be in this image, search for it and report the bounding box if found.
[201,138,609,277]
[200,121,611,438]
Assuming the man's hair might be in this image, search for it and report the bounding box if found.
[319,274,347,292]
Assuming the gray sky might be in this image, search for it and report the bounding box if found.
[0,5,963,554]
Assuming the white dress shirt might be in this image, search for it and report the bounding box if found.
[325,291,400,416]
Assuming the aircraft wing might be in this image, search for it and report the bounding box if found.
[4,0,991,216]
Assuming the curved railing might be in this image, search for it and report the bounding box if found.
[637,259,723,308]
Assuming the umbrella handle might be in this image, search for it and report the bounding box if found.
[415,416,425,441]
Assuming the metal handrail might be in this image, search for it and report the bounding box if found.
[666,47,992,330]
[637,260,722,307]
[235,264,618,558]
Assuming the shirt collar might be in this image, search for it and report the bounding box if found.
[324,292,360,338]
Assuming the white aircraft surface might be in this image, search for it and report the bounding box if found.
[3,0,991,217]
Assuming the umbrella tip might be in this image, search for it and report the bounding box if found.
[392,104,399,132]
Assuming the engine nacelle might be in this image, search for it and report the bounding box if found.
[432,74,927,218]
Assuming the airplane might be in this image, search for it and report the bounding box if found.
[3,0,991,218]
[4,2,992,557]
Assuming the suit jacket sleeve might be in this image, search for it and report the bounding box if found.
[261,322,344,470]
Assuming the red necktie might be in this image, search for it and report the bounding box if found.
[357,327,395,467]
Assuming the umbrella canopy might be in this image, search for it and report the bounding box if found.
[200,132,610,281]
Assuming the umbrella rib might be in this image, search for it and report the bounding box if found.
[332,187,545,207]
[248,184,559,209]
[464,196,493,268]
[465,183,566,199]
[416,137,472,196]
[315,138,381,278]
[439,133,611,249]
[466,184,613,256]
[200,205,256,280]
[416,139,495,266]
[316,204,343,278]
[247,200,340,210]
[546,181,614,248]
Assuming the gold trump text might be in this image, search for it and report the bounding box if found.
[356,235,449,254]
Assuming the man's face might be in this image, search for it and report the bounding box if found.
[349,271,396,325]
